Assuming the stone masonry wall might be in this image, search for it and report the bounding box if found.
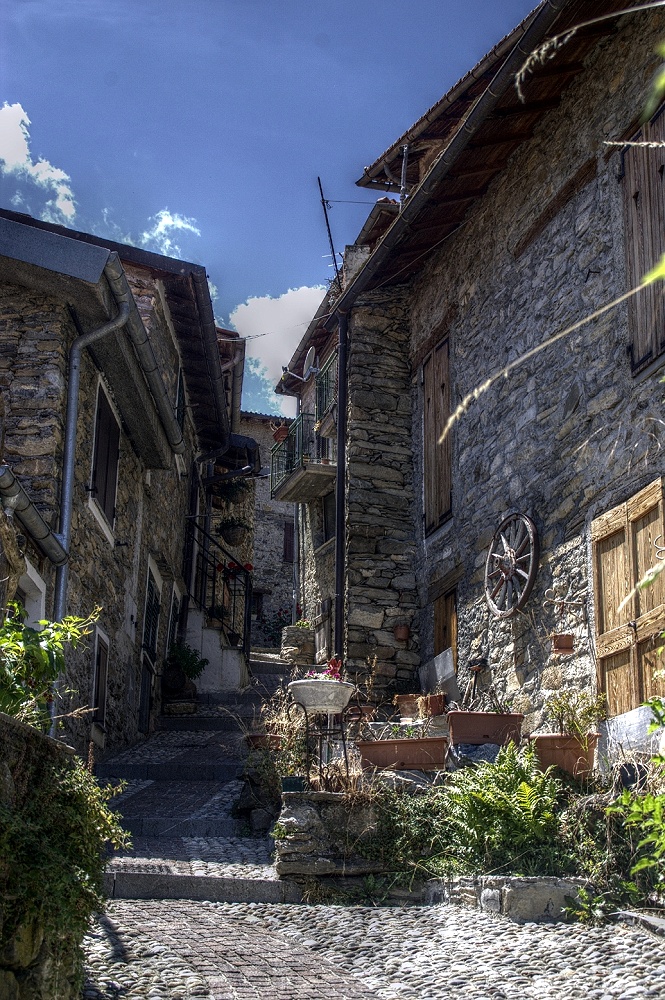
[345,290,419,697]
[0,273,202,753]
[405,9,665,732]
[240,413,295,647]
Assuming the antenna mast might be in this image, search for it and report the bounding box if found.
[317,176,341,285]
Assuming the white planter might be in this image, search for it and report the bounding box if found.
[288,679,355,714]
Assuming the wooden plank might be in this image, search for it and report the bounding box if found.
[639,636,665,702]
[434,590,457,663]
[601,648,634,718]
[595,528,630,634]
[591,500,626,540]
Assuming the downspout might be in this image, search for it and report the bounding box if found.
[0,466,68,566]
[53,296,130,621]
[293,396,301,626]
[333,311,348,657]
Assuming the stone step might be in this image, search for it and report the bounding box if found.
[249,659,292,676]
[158,715,248,732]
[104,869,302,904]
[121,815,240,837]
[99,760,243,781]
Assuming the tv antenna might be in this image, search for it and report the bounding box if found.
[282,345,319,383]
[318,176,341,285]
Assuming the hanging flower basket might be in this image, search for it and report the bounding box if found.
[219,523,247,546]
[288,678,355,714]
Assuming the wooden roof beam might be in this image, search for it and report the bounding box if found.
[493,98,560,117]
[448,163,507,179]
[468,131,533,149]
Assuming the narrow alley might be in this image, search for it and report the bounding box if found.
[80,655,665,1000]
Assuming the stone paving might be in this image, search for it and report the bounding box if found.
[84,667,665,1000]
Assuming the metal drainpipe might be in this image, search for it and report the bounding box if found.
[292,396,301,626]
[333,311,348,658]
[53,299,130,623]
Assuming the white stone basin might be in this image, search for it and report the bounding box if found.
[288,679,355,714]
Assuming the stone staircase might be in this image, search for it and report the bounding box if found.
[99,652,302,904]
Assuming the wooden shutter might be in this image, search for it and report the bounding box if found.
[143,570,161,663]
[624,110,665,372]
[168,591,180,651]
[283,520,294,563]
[92,387,120,524]
[434,589,457,665]
[593,478,665,715]
[423,337,451,533]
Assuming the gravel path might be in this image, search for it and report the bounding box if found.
[82,899,665,1000]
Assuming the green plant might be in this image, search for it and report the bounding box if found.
[0,741,129,985]
[166,642,209,680]
[0,603,99,729]
[544,690,607,739]
[294,619,312,629]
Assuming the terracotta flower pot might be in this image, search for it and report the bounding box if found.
[288,679,355,714]
[393,624,410,642]
[394,693,419,719]
[246,731,282,751]
[446,711,524,746]
[356,736,448,771]
[273,426,288,443]
[420,694,446,717]
[531,733,599,777]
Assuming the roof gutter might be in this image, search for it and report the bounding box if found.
[191,270,231,455]
[326,0,570,328]
[0,466,68,566]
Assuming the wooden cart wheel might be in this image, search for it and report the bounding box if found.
[484,513,539,619]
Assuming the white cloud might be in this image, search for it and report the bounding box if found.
[140,209,201,258]
[0,102,76,223]
[230,285,325,416]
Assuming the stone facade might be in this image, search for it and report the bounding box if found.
[0,215,249,752]
[280,8,665,731]
[239,413,295,647]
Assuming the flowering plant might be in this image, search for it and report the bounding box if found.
[306,657,345,682]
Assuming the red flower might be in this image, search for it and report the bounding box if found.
[244,563,253,572]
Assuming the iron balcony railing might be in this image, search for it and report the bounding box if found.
[315,350,338,422]
[271,412,316,495]
[185,516,253,656]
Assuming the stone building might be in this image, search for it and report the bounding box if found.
[0,209,257,751]
[239,411,296,648]
[274,0,665,749]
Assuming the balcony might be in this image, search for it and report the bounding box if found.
[315,350,338,439]
[271,412,336,502]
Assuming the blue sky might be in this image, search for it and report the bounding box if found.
[0,0,536,413]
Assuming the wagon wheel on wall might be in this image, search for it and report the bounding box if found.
[484,513,539,619]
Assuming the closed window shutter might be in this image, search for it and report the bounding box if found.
[434,589,457,664]
[424,337,451,532]
[283,520,294,562]
[143,570,161,663]
[624,110,665,372]
[168,592,180,651]
[92,388,120,524]
[593,478,665,715]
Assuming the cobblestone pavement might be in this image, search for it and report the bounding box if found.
[101,731,248,765]
[83,899,665,1000]
[108,835,275,880]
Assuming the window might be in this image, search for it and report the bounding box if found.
[167,588,181,652]
[323,491,336,543]
[251,591,264,618]
[592,477,665,717]
[91,384,120,525]
[423,337,451,533]
[143,567,162,663]
[623,109,665,373]
[434,589,457,665]
[283,520,295,563]
[92,630,109,727]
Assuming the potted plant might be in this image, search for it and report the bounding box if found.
[531,690,607,777]
[356,722,448,771]
[446,708,524,747]
[417,693,446,718]
[162,642,209,699]
[217,518,249,546]
[270,419,289,443]
[393,693,420,719]
[288,657,355,714]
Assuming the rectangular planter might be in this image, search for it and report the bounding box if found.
[530,733,599,777]
[356,736,448,771]
[446,711,523,746]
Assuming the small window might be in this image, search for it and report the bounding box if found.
[167,589,181,652]
[283,520,295,563]
[91,384,120,525]
[423,336,452,533]
[623,109,665,373]
[92,630,109,728]
[434,589,457,665]
[251,592,264,618]
[143,568,161,664]
[592,478,665,716]
[323,492,336,543]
